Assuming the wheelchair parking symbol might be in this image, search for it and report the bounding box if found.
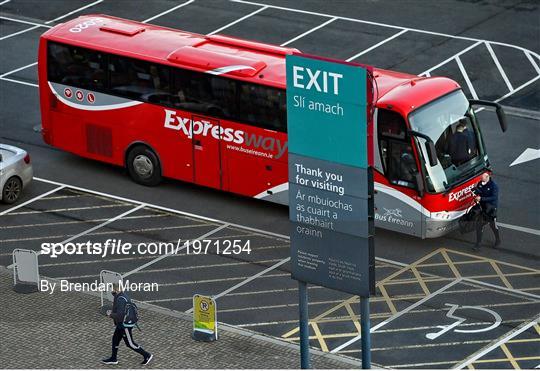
[426,303,502,340]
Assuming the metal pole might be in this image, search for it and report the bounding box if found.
[360,296,371,369]
[299,280,310,369]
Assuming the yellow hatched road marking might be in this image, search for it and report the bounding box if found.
[490,261,514,289]
[281,247,540,351]
[411,266,431,295]
[473,355,540,363]
[378,284,398,314]
[344,302,362,333]
[441,249,462,278]
[311,322,329,352]
[500,343,521,369]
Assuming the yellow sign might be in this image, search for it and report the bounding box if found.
[193,294,217,341]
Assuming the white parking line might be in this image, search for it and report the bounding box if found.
[185,257,290,313]
[0,61,38,78]
[420,41,482,76]
[485,42,513,92]
[229,0,540,60]
[454,314,540,369]
[47,0,103,23]
[0,0,11,5]
[0,16,52,28]
[525,52,540,75]
[143,0,195,23]
[280,17,337,46]
[207,5,268,36]
[0,213,165,230]
[0,0,104,41]
[34,177,289,241]
[346,29,408,62]
[4,203,130,216]
[158,272,288,287]
[0,76,38,87]
[0,186,64,216]
[456,55,479,100]
[493,74,540,104]
[330,279,463,353]
[0,24,40,41]
[122,223,229,278]
[43,204,146,249]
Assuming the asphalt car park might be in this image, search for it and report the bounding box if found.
[1,0,539,369]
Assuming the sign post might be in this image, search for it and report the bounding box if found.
[286,53,375,368]
[192,294,218,342]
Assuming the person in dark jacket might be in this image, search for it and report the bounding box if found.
[473,172,501,250]
[102,284,153,366]
[448,122,471,165]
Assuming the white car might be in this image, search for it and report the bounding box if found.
[0,144,33,204]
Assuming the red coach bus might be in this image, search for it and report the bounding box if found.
[38,15,507,238]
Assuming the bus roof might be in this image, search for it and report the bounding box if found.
[42,14,460,116]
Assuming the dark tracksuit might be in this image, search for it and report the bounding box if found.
[473,179,501,246]
[448,131,471,165]
[109,292,150,361]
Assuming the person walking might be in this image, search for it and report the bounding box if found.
[102,284,153,366]
[473,172,501,250]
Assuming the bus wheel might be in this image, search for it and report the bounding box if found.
[2,176,22,204]
[127,145,162,186]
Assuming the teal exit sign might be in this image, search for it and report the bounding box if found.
[286,54,368,169]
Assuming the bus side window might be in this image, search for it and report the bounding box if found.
[378,109,418,189]
[48,42,107,90]
[109,55,171,105]
[236,82,287,132]
[172,69,236,119]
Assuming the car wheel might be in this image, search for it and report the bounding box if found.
[127,145,162,186]
[2,176,22,204]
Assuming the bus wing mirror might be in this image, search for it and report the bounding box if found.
[469,99,508,133]
[427,141,438,167]
[408,130,438,167]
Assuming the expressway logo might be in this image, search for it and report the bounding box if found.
[448,183,476,202]
[163,109,288,159]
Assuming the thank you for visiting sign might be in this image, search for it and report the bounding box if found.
[287,54,375,296]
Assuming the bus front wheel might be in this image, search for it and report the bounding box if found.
[127,145,162,186]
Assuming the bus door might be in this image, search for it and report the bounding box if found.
[192,115,222,189]
[375,109,424,237]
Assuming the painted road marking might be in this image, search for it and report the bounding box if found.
[280,17,337,46]
[0,213,167,230]
[330,279,463,353]
[2,203,131,216]
[346,29,408,62]
[229,0,540,59]
[37,204,146,253]
[0,0,103,41]
[57,258,284,280]
[0,24,40,41]
[121,223,229,278]
[425,304,502,340]
[510,148,540,167]
[185,257,290,313]
[143,0,195,23]
[0,186,64,216]
[207,5,268,36]
[485,42,513,92]
[456,55,479,99]
[0,15,52,28]
[454,314,540,369]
